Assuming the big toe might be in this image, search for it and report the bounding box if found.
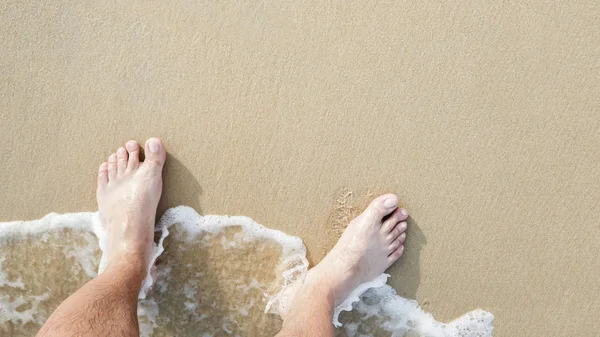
[361,194,398,223]
[144,138,166,166]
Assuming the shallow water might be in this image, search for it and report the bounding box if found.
[0,207,493,337]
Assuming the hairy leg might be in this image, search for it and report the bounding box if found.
[276,194,409,337]
[37,261,144,337]
[37,138,166,337]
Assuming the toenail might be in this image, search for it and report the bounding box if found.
[148,141,160,153]
[400,209,408,216]
[384,197,397,208]
[400,222,407,230]
[126,141,137,151]
[117,147,126,156]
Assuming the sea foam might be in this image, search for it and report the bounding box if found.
[0,206,493,336]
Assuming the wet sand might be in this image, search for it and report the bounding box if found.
[2,1,600,336]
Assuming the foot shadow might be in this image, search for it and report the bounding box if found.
[386,216,426,299]
[153,151,204,276]
[157,153,204,217]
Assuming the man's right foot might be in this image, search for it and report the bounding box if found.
[306,194,408,305]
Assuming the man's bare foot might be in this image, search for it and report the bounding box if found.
[96,138,166,279]
[307,194,408,306]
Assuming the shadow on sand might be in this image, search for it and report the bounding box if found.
[386,216,427,299]
[157,152,204,217]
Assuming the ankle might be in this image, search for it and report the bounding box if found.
[304,266,340,306]
[307,261,361,306]
[105,254,147,284]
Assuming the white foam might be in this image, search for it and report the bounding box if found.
[0,212,96,237]
[338,284,494,336]
[0,207,494,336]
[62,231,100,278]
[267,264,494,336]
[0,292,50,325]
[159,206,307,260]
[0,257,25,289]
[333,273,391,327]
[0,212,99,327]
[137,299,159,337]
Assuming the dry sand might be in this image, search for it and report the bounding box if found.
[1,1,600,336]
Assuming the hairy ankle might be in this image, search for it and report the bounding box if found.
[105,255,147,284]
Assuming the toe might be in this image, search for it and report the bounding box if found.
[97,162,108,187]
[381,207,408,233]
[388,234,404,253]
[362,194,398,223]
[388,245,405,264]
[125,140,140,172]
[116,147,128,175]
[397,208,409,222]
[386,221,407,243]
[143,138,166,166]
[107,153,117,180]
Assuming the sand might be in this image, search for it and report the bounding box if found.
[1,0,600,336]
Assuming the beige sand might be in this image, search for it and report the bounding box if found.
[1,1,600,335]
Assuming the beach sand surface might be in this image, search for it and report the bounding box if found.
[1,1,600,336]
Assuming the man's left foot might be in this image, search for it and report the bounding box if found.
[96,138,166,277]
